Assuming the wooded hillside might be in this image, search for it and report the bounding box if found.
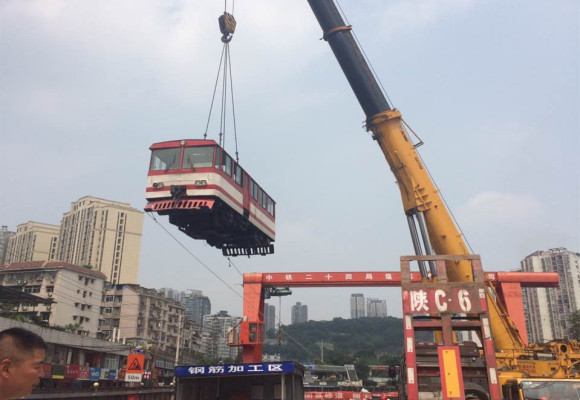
[263,317,405,367]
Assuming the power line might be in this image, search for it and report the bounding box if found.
[146,213,243,300]
[148,215,318,360]
[3,216,317,359]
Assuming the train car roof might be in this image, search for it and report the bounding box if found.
[149,139,218,150]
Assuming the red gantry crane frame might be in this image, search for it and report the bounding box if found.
[230,262,558,364]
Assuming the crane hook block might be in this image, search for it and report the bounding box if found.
[219,12,236,43]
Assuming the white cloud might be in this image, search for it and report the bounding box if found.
[471,121,540,159]
[458,191,543,227]
[0,0,321,118]
[455,191,579,269]
[379,0,477,34]
[1,142,103,186]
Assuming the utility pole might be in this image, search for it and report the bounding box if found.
[174,313,183,366]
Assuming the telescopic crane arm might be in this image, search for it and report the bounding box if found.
[306,0,525,351]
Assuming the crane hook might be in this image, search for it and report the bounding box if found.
[219,12,236,43]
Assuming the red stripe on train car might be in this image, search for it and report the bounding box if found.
[149,139,218,150]
[145,192,275,238]
[147,168,276,207]
[146,183,276,224]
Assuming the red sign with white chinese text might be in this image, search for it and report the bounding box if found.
[402,287,483,314]
[78,365,90,380]
[65,364,80,379]
[304,391,373,400]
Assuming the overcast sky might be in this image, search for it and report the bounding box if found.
[1,0,578,324]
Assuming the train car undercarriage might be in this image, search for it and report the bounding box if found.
[145,196,274,257]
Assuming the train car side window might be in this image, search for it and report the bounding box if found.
[183,146,214,169]
[251,180,258,200]
[234,164,243,186]
[261,190,267,208]
[214,147,221,169]
[223,153,233,177]
[150,148,180,171]
[267,197,275,216]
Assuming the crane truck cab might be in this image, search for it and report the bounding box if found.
[174,361,304,400]
[506,378,580,400]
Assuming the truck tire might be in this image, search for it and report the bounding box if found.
[463,382,489,400]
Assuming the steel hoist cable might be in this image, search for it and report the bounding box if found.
[204,1,240,162]
[335,0,394,110]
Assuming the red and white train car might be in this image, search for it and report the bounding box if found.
[145,139,275,256]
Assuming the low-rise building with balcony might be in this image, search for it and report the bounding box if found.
[0,261,106,335]
[99,284,186,353]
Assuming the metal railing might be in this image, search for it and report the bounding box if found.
[29,385,173,400]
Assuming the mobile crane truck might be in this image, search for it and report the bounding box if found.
[305,0,580,398]
[173,1,580,399]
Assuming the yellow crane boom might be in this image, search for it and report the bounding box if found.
[307,0,525,352]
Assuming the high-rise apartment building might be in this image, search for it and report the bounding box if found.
[156,288,211,329]
[5,222,59,264]
[366,298,388,318]
[184,289,203,298]
[521,248,580,342]
[264,303,276,332]
[57,196,144,284]
[159,287,188,302]
[0,226,15,264]
[201,311,241,360]
[0,261,106,335]
[182,291,211,328]
[291,302,308,324]
[350,293,365,319]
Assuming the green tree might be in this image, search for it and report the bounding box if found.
[51,323,81,333]
[354,358,370,381]
[0,303,15,314]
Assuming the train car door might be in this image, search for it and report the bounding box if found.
[242,173,250,219]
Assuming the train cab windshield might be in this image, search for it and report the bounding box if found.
[183,146,214,169]
[150,145,215,171]
[150,148,180,171]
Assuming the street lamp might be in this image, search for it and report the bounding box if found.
[92,381,99,400]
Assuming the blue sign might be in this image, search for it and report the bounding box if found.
[89,368,101,381]
[108,370,118,380]
[175,362,297,378]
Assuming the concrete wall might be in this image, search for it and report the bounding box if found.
[51,268,105,335]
